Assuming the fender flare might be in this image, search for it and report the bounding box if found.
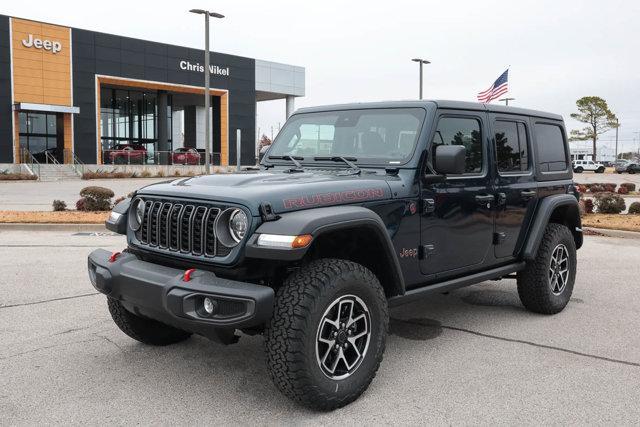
[245,205,405,295]
[105,198,131,235]
[522,194,582,260]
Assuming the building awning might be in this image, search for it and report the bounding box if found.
[13,103,80,114]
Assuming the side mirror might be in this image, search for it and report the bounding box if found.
[434,145,466,175]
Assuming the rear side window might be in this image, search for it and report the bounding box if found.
[534,123,568,172]
[494,120,529,173]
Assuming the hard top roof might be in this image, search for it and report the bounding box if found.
[295,100,563,121]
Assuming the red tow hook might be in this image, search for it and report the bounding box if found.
[108,251,121,263]
[183,268,196,282]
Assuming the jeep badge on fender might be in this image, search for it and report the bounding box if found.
[89,100,581,410]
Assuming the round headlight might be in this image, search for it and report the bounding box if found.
[229,209,248,242]
[130,198,145,231]
[215,208,249,248]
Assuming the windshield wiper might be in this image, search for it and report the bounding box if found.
[314,156,361,174]
[267,155,305,171]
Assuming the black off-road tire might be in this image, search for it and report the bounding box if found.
[517,223,577,314]
[596,167,605,173]
[265,258,388,411]
[575,167,583,173]
[107,297,192,345]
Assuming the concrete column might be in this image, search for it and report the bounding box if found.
[183,106,197,148]
[157,91,169,165]
[286,95,295,118]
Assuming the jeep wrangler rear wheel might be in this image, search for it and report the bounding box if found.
[517,223,577,314]
[265,258,388,410]
[107,297,192,345]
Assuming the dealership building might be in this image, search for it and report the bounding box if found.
[0,15,305,166]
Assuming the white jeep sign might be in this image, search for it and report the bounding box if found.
[21,34,62,54]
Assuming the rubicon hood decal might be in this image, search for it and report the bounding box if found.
[283,188,385,209]
[136,170,397,215]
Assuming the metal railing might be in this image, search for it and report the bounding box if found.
[44,150,60,165]
[101,150,222,166]
[63,149,85,175]
[19,148,41,178]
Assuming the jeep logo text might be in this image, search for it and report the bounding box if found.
[22,34,62,54]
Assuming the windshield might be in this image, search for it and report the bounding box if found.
[266,108,426,165]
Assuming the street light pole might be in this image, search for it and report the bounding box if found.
[411,58,430,99]
[498,97,515,106]
[614,118,619,161]
[190,9,224,174]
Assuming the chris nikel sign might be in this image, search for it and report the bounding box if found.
[179,60,229,76]
[21,34,62,54]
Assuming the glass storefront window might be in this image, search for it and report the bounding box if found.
[100,88,172,164]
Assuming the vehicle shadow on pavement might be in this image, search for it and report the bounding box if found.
[87,283,540,411]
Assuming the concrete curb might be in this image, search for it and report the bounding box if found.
[0,223,106,232]
[584,227,640,240]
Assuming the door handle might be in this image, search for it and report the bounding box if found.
[475,194,495,207]
[475,194,495,202]
[520,190,536,199]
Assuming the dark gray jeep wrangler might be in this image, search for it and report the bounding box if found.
[89,100,582,410]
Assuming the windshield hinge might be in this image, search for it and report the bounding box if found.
[259,202,280,222]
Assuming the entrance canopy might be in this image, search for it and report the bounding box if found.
[13,103,80,114]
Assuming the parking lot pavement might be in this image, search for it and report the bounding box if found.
[1,230,639,424]
[0,178,167,211]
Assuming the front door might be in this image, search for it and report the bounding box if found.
[18,111,62,162]
[491,115,538,258]
[420,112,495,278]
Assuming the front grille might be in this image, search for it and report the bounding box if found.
[136,198,228,258]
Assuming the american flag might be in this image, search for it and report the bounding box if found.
[477,69,509,103]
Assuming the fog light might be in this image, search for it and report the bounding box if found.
[203,297,215,315]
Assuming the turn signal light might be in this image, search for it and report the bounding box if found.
[291,234,313,249]
[256,234,313,249]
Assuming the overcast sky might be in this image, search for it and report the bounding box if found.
[5,0,640,153]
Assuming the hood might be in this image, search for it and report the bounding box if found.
[136,169,402,216]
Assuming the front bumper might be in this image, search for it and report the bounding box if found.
[88,249,274,337]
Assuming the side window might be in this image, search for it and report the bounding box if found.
[432,117,483,175]
[494,120,529,173]
[535,123,568,172]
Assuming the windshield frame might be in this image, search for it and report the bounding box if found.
[261,107,428,168]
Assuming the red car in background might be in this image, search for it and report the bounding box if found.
[107,144,147,164]
[171,147,202,165]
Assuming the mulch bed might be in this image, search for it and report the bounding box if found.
[0,210,109,224]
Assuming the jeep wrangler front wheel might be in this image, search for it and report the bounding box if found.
[517,223,577,314]
[107,297,192,345]
[265,258,388,410]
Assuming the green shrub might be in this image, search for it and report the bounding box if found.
[621,182,636,192]
[0,171,37,180]
[80,186,115,199]
[52,200,67,211]
[629,202,640,215]
[76,197,87,211]
[594,192,626,214]
[604,183,617,192]
[583,198,594,214]
[79,186,113,211]
[618,186,629,195]
[589,184,605,193]
[84,198,111,211]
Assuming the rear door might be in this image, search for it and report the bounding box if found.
[490,114,538,258]
[420,110,495,277]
